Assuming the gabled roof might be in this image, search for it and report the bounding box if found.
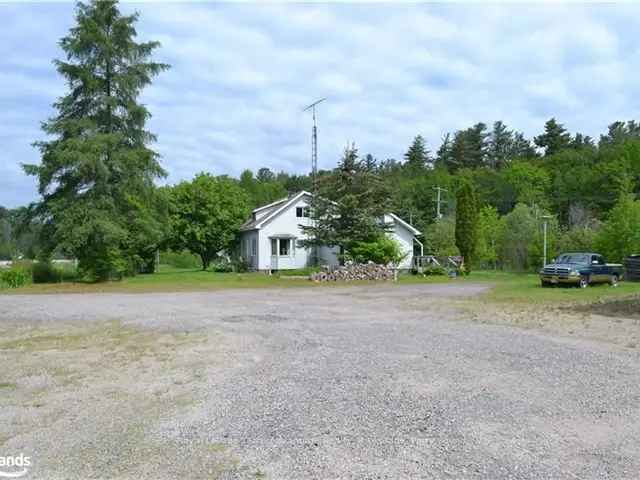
[240,191,312,231]
[386,213,422,236]
[240,191,421,237]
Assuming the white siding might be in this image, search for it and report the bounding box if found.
[239,230,259,270]
[259,195,309,270]
[242,194,416,271]
[241,194,337,271]
[385,214,416,270]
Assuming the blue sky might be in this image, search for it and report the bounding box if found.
[1,1,640,207]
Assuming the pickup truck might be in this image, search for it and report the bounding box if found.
[540,252,624,288]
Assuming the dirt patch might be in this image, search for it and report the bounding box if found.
[0,319,249,479]
[458,297,640,349]
[574,295,640,320]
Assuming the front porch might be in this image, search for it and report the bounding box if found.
[269,234,298,271]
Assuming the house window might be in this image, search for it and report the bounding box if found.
[279,238,291,256]
[270,237,294,256]
[296,206,310,218]
[251,238,257,257]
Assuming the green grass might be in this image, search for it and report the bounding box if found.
[3,265,314,294]
[4,265,640,306]
[275,266,321,277]
[466,270,640,304]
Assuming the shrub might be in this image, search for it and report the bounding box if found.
[424,217,459,257]
[211,260,233,273]
[32,261,77,284]
[349,237,405,265]
[0,264,31,288]
[232,259,250,273]
[159,250,202,269]
[557,223,600,254]
[421,264,448,276]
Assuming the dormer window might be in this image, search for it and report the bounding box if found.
[296,206,310,218]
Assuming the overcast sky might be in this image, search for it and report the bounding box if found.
[2,1,640,207]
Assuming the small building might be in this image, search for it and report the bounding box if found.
[238,191,422,272]
[625,255,640,282]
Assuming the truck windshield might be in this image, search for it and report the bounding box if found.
[555,254,589,265]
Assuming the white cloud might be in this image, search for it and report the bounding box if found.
[1,2,640,207]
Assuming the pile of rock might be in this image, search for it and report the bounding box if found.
[310,261,395,282]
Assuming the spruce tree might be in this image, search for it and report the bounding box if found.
[435,133,454,170]
[404,135,431,171]
[487,121,513,169]
[451,123,488,170]
[511,132,537,159]
[455,179,479,272]
[24,0,169,280]
[534,118,571,156]
[300,144,390,256]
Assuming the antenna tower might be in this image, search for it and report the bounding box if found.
[303,98,326,190]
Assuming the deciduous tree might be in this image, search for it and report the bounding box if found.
[168,173,250,270]
[596,193,640,262]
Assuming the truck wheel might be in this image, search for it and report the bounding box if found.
[609,274,619,287]
[541,280,551,288]
[579,275,590,289]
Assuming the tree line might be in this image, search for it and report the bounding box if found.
[4,0,639,280]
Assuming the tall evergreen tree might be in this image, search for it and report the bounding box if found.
[455,179,479,272]
[404,135,431,171]
[363,153,378,172]
[570,133,595,150]
[511,132,537,159]
[300,144,390,256]
[23,0,169,279]
[487,121,513,169]
[534,118,571,156]
[599,120,640,148]
[451,123,488,170]
[435,133,454,170]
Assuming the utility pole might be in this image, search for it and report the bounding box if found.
[433,186,447,219]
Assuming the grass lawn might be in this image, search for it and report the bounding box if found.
[3,266,640,306]
[3,265,313,294]
[466,270,640,305]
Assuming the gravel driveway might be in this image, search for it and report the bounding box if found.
[1,283,640,479]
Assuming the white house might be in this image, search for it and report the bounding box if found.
[238,191,422,271]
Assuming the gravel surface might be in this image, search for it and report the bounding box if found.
[1,283,640,479]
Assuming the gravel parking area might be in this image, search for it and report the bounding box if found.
[1,283,640,479]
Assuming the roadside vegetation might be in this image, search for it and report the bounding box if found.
[468,270,640,304]
[4,265,639,305]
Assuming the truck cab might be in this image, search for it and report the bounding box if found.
[540,252,623,288]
